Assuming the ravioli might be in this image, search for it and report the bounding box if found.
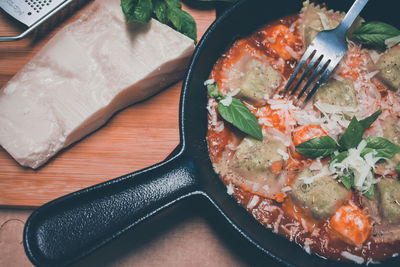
[207,1,400,263]
[376,46,400,92]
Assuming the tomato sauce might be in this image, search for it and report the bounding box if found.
[206,14,400,263]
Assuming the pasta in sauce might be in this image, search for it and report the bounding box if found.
[206,1,400,264]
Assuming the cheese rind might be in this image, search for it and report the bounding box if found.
[0,0,195,168]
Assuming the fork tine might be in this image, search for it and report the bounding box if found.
[282,48,314,95]
[295,58,330,103]
[289,53,322,96]
[301,62,333,106]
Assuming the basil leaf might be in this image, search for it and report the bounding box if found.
[295,136,338,159]
[359,107,382,131]
[152,0,168,24]
[121,0,138,22]
[339,117,363,150]
[329,151,349,165]
[351,21,400,50]
[364,184,375,200]
[122,0,153,23]
[396,164,400,173]
[165,0,181,8]
[196,0,238,2]
[166,1,197,42]
[217,98,263,141]
[121,0,197,42]
[207,83,222,99]
[363,136,400,159]
[339,173,354,190]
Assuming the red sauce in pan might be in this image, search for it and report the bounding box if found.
[207,14,400,263]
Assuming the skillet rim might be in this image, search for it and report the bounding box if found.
[179,0,400,266]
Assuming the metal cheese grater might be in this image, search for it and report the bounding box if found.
[0,0,75,41]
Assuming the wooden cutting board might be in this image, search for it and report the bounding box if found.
[0,1,216,207]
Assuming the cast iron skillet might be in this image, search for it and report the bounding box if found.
[23,0,400,266]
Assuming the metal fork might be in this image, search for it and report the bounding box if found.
[282,0,369,106]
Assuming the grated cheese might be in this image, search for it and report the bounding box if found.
[203,79,215,85]
[300,166,332,184]
[228,87,241,97]
[368,50,382,64]
[364,70,380,81]
[277,148,289,160]
[207,98,219,127]
[226,183,234,195]
[267,128,292,146]
[314,101,358,115]
[329,140,382,192]
[317,12,331,30]
[247,195,260,209]
[214,121,224,132]
[385,35,400,48]
[341,251,364,264]
[309,158,323,170]
[220,95,232,106]
[285,45,299,59]
[366,258,380,265]
[263,184,270,193]
[281,186,292,192]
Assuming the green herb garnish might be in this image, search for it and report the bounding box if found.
[295,136,338,158]
[196,0,238,2]
[338,116,364,150]
[362,136,400,159]
[359,107,382,132]
[351,21,400,50]
[207,82,263,141]
[339,172,355,190]
[363,182,375,200]
[121,0,197,42]
[295,108,400,200]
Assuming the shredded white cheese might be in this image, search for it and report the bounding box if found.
[366,258,380,265]
[314,101,358,115]
[247,195,259,209]
[329,140,383,192]
[385,35,400,48]
[341,251,364,264]
[285,45,299,59]
[228,87,241,97]
[364,70,380,81]
[214,121,224,132]
[203,79,215,86]
[368,50,382,64]
[252,183,260,192]
[309,158,323,170]
[277,148,289,160]
[220,95,232,106]
[226,183,234,195]
[317,12,331,30]
[281,186,292,192]
[262,184,270,193]
[300,166,332,184]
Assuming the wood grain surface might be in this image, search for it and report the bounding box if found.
[0,1,216,207]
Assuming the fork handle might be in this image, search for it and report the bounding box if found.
[337,0,369,34]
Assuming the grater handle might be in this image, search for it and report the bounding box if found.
[0,27,35,41]
[0,0,76,42]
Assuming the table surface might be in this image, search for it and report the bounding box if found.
[0,0,215,207]
[0,1,283,266]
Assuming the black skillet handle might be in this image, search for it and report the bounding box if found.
[23,149,200,267]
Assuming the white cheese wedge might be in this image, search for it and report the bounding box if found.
[0,0,195,168]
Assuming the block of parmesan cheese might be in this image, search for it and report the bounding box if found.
[0,0,195,168]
